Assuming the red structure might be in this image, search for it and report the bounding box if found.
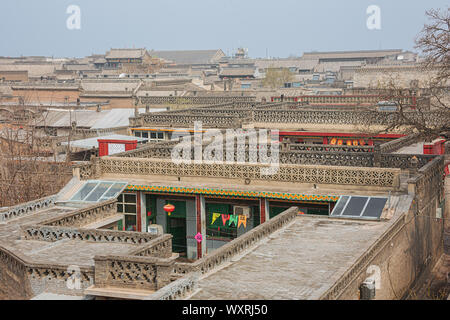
[423,138,446,155]
[277,131,405,146]
[98,139,138,157]
[270,94,416,106]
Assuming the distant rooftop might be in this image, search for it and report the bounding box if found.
[105,48,148,60]
[149,49,225,65]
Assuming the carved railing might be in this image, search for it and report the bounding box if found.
[173,207,299,276]
[145,273,199,300]
[26,263,94,296]
[379,133,420,154]
[410,156,445,212]
[252,109,446,126]
[136,114,240,128]
[74,161,97,180]
[0,195,57,223]
[138,95,256,105]
[40,199,117,227]
[0,245,94,298]
[110,137,438,170]
[20,224,163,244]
[129,234,173,258]
[0,246,30,298]
[99,157,401,188]
[288,144,374,153]
[380,153,435,170]
[93,254,177,291]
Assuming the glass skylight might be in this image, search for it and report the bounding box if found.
[70,181,128,202]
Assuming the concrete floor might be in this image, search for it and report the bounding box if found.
[190,215,391,300]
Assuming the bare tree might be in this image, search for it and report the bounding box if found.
[262,67,294,89]
[416,8,450,83]
[0,92,72,207]
[367,8,450,140]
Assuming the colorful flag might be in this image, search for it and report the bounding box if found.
[211,213,221,225]
[238,215,247,228]
[221,214,230,226]
[229,214,238,227]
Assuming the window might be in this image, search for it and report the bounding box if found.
[149,131,164,142]
[117,193,137,231]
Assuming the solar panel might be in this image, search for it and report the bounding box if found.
[330,195,388,220]
[362,197,388,219]
[330,196,349,216]
[342,196,369,217]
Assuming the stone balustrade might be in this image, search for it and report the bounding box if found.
[136,113,240,128]
[99,156,401,189]
[379,133,421,154]
[0,245,94,298]
[93,254,178,291]
[173,207,299,276]
[0,195,57,223]
[409,156,445,212]
[129,234,173,258]
[288,144,374,153]
[145,273,200,300]
[252,109,446,127]
[20,224,163,244]
[138,95,256,105]
[40,199,117,228]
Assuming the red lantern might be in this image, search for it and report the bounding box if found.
[163,203,175,216]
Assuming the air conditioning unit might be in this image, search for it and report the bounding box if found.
[234,206,251,218]
[436,207,442,219]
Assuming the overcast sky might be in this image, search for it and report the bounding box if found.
[0,0,448,58]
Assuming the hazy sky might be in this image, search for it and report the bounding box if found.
[0,0,448,58]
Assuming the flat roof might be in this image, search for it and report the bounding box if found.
[61,134,145,149]
[190,203,410,300]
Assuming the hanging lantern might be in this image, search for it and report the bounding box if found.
[346,140,352,146]
[330,138,337,145]
[359,139,365,146]
[337,139,343,145]
[163,203,175,216]
[353,139,358,146]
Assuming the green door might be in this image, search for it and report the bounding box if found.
[165,200,187,255]
[269,206,290,219]
[145,194,157,227]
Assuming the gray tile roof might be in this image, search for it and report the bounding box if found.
[105,48,147,60]
[149,49,225,65]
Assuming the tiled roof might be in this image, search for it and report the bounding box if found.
[0,64,57,77]
[149,49,225,65]
[105,48,147,60]
[302,49,403,60]
[220,68,255,77]
[255,59,318,70]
